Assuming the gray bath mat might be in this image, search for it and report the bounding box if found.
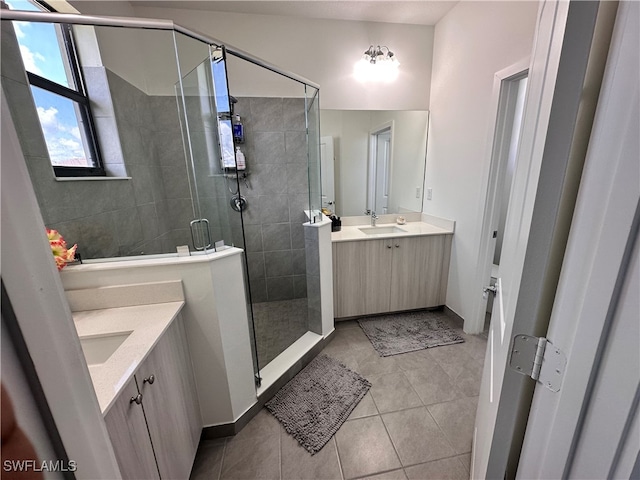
[358,310,464,357]
[265,354,371,454]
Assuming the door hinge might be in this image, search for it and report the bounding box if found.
[509,335,567,392]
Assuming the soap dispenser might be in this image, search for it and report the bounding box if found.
[233,114,244,144]
[235,146,246,171]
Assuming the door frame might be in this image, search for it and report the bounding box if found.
[320,135,335,211]
[367,120,394,214]
[469,58,530,335]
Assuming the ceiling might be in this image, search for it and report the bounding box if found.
[129,1,459,26]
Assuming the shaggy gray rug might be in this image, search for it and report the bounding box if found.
[358,310,465,357]
[265,354,371,454]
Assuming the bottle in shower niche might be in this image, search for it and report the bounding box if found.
[233,114,244,143]
[235,146,246,170]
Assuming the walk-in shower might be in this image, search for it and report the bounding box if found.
[0,7,323,381]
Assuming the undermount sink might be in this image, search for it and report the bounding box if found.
[80,331,132,366]
[359,226,407,235]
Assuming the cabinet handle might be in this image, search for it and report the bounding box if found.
[130,393,143,405]
[395,244,400,248]
[143,375,155,385]
[386,245,392,249]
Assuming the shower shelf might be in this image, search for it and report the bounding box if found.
[209,171,251,179]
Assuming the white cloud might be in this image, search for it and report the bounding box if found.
[35,106,88,165]
[59,138,81,150]
[19,44,45,76]
[13,22,27,39]
[36,106,58,128]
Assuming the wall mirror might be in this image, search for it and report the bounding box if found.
[320,110,429,217]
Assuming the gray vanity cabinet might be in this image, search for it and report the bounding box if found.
[104,315,201,479]
[103,377,160,480]
[388,235,451,311]
[333,234,452,318]
[333,238,392,318]
[136,317,201,480]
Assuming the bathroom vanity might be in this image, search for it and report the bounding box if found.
[68,281,201,479]
[332,215,454,318]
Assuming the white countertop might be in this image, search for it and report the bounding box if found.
[73,301,184,415]
[331,221,454,242]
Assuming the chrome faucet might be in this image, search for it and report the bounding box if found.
[370,211,378,226]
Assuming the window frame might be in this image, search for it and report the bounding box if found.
[25,3,106,177]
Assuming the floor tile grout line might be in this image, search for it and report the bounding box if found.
[397,451,474,471]
[217,438,227,480]
[278,426,282,480]
[401,368,428,409]
[334,432,347,480]
[347,465,406,480]
[333,438,345,480]
[424,402,463,457]
[347,399,465,421]
[378,412,404,471]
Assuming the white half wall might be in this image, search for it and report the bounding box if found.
[91,3,435,109]
[60,250,257,427]
[422,1,539,323]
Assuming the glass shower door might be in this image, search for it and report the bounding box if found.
[175,44,261,382]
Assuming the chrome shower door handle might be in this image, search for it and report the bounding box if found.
[190,218,212,251]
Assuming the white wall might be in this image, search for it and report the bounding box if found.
[422,1,539,321]
[109,4,435,110]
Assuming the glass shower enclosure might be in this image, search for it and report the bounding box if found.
[0,9,322,381]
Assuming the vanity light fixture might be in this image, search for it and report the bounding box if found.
[354,45,400,83]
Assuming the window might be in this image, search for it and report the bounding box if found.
[8,0,105,176]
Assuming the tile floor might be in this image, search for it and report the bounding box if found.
[253,298,309,366]
[191,312,488,480]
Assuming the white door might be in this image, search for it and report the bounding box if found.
[517,2,639,477]
[320,136,335,211]
[472,1,616,477]
[374,131,391,214]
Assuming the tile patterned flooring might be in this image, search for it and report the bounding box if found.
[253,298,309,367]
[191,313,488,480]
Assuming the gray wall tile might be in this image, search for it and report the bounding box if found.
[262,223,291,251]
[250,97,283,132]
[266,276,294,301]
[282,97,306,131]
[252,132,285,164]
[292,249,307,275]
[264,251,294,277]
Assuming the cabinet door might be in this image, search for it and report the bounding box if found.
[137,316,201,480]
[104,377,160,480]
[390,235,452,311]
[333,239,392,317]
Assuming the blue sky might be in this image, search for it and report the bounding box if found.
[8,0,90,166]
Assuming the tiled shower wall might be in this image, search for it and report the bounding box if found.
[232,97,310,303]
[1,20,200,259]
